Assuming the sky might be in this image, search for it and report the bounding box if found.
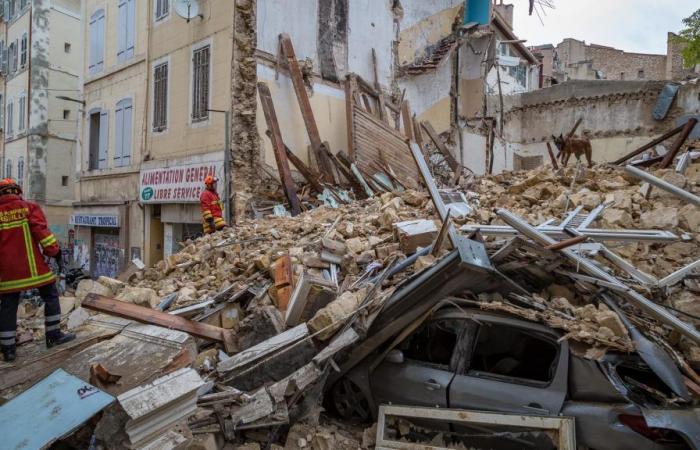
[512,0,698,54]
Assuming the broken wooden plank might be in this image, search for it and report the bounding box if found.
[313,327,359,365]
[421,121,460,173]
[401,100,414,141]
[279,34,335,180]
[613,123,686,165]
[217,324,309,375]
[545,234,588,251]
[273,255,294,312]
[564,117,583,144]
[660,117,697,168]
[264,130,324,193]
[82,294,231,345]
[345,75,357,158]
[431,209,452,257]
[258,82,302,216]
[546,142,559,169]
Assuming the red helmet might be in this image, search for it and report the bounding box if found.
[204,175,219,186]
[0,178,21,195]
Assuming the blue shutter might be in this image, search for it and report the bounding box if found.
[114,103,123,165]
[126,0,135,59]
[117,0,127,61]
[98,110,108,169]
[96,12,104,71]
[89,10,105,74]
[122,99,132,165]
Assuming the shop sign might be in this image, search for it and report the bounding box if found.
[69,214,120,228]
[139,160,224,203]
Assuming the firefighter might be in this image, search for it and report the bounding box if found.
[0,178,75,362]
[199,175,227,234]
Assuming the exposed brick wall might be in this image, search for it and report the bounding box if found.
[667,32,698,80]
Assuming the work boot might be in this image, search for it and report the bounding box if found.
[1,344,16,362]
[46,330,76,349]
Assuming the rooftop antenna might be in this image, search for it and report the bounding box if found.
[174,0,201,23]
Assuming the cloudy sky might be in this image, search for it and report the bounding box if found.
[512,0,698,54]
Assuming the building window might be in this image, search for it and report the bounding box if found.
[115,98,133,167]
[64,42,71,53]
[0,40,5,75]
[620,72,625,80]
[637,69,645,79]
[0,2,4,19]
[8,40,16,74]
[17,94,25,131]
[17,157,23,188]
[118,0,136,63]
[7,99,13,135]
[61,175,69,186]
[191,45,210,122]
[153,62,168,131]
[8,0,15,20]
[88,109,108,170]
[19,0,26,11]
[19,33,27,68]
[5,159,11,179]
[89,9,105,75]
[63,109,70,119]
[155,0,169,21]
[0,94,4,128]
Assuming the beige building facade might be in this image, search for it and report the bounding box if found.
[0,0,81,253]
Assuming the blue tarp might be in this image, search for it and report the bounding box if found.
[0,369,114,450]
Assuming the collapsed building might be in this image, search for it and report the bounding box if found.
[1,0,700,449]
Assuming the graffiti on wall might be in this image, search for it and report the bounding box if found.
[94,233,120,279]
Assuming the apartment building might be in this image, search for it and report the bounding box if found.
[73,0,146,277]
[0,0,81,248]
[140,0,233,266]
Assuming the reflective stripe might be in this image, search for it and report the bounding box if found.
[45,324,60,332]
[0,331,16,338]
[202,211,213,219]
[0,338,15,345]
[0,219,26,230]
[44,314,62,323]
[22,222,38,277]
[40,234,57,247]
[0,271,55,292]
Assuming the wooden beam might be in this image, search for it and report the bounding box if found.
[660,118,697,168]
[545,234,587,251]
[401,100,414,141]
[82,294,232,345]
[564,117,583,143]
[421,121,460,173]
[345,75,356,158]
[279,34,336,180]
[613,124,686,165]
[431,209,452,257]
[546,142,559,169]
[264,130,324,194]
[257,82,302,216]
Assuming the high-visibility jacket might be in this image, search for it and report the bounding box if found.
[199,189,226,234]
[0,194,59,294]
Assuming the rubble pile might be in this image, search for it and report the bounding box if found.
[4,160,700,449]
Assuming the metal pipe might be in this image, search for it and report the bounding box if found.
[496,209,700,345]
[624,165,700,207]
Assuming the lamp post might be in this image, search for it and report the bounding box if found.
[206,109,232,225]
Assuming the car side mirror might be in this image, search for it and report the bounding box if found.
[385,349,404,364]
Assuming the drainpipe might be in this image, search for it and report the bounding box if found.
[26,6,32,200]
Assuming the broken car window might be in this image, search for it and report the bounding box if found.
[399,319,464,370]
[469,323,558,384]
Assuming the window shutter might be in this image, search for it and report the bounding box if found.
[98,110,108,169]
[122,100,132,165]
[117,0,129,61]
[96,12,104,71]
[114,103,123,165]
[126,0,135,58]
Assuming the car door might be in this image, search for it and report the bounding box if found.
[371,317,468,411]
[448,313,568,416]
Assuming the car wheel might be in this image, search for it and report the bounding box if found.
[330,377,372,423]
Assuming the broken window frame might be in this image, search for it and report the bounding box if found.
[399,318,466,372]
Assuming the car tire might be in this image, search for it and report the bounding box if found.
[329,377,372,423]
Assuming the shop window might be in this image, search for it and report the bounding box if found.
[191,45,210,122]
[469,323,557,383]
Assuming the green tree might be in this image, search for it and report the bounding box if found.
[675,8,700,67]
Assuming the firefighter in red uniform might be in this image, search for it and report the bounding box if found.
[0,178,75,361]
[199,175,227,234]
